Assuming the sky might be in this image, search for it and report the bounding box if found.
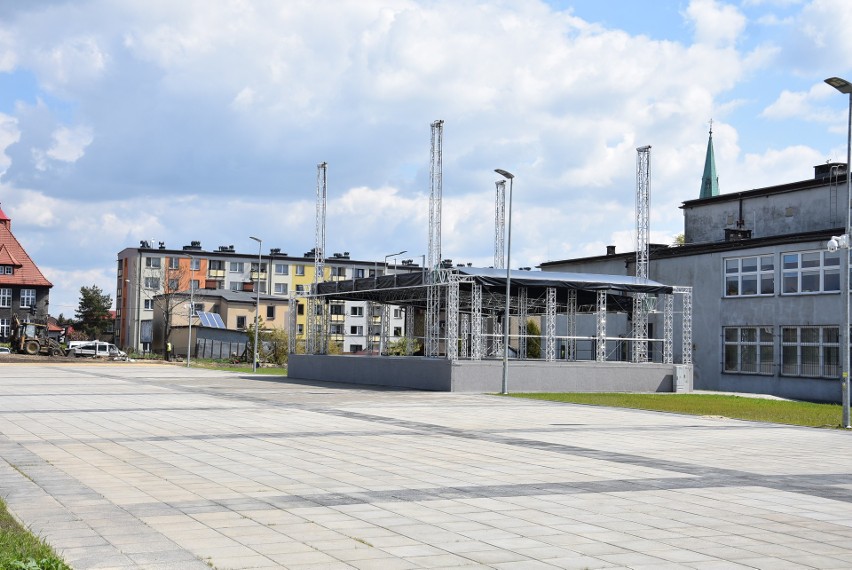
[1,0,852,316]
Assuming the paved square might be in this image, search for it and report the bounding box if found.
[1,363,851,569]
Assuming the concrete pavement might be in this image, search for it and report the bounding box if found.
[0,363,851,569]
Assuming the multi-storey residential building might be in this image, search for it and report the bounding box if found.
[540,132,851,402]
[116,241,413,354]
[0,206,52,340]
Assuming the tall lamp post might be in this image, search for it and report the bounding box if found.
[825,76,852,429]
[187,255,194,368]
[249,236,262,373]
[385,250,407,286]
[495,169,515,395]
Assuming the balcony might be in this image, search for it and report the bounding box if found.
[250,270,267,281]
[208,269,225,278]
[204,279,223,290]
[242,282,255,292]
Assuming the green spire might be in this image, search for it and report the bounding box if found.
[700,121,719,199]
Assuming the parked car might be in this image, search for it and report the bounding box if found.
[0,347,10,354]
[71,342,127,359]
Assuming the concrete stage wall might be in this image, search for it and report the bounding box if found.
[288,355,682,393]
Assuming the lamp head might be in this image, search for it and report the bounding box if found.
[494,168,514,180]
[826,77,852,94]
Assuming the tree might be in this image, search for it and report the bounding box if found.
[672,233,685,246]
[75,285,112,339]
[526,319,541,359]
[140,260,190,358]
[387,337,421,356]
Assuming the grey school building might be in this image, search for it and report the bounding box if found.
[541,154,850,403]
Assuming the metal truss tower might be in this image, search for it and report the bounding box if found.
[426,120,444,357]
[494,180,505,268]
[632,145,651,363]
[308,162,328,354]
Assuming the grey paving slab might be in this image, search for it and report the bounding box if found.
[1,363,852,570]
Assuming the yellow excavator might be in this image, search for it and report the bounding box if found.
[10,314,65,356]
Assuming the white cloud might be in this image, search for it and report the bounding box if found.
[685,0,747,48]
[46,125,93,162]
[761,82,836,121]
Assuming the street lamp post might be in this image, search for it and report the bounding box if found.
[249,236,262,373]
[378,250,407,355]
[385,250,407,287]
[187,255,194,368]
[825,76,852,429]
[495,169,515,395]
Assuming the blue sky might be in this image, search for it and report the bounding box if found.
[1,0,851,316]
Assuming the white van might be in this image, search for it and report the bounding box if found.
[71,342,127,359]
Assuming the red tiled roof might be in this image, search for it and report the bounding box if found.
[0,212,52,288]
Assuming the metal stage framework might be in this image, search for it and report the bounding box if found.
[295,266,693,365]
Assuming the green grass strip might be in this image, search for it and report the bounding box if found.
[506,393,845,428]
[0,497,69,570]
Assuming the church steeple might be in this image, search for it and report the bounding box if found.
[699,121,719,199]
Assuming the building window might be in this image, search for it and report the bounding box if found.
[144,299,153,310]
[190,280,199,290]
[2,266,12,275]
[274,283,288,295]
[209,260,224,271]
[266,306,275,319]
[351,306,363,317]
[393,327,402,337]
[356,269,365,278]
[782,251,840,294]
[145,257,161,269]
[295,265,305,276]
[251,262,268,273]
[781,326,839,378]
[724,255,774,297]
[723,327,773,375]
[350,325,364,335]
[0,318,9,337]
[331,324,344,335]
[167,278,179,291]
[330,303,344,315]
[19,289,36,308]
[258,281,267,294]
[275,263,289,275]
[297,304,304,315]
[350,344,362,353]
[168,257,180,269]
[393,308,402,319]
[295,284,305,293]
[190,258,200,270]
[0,288,11,308]
[298,324,304,334]
[331,267,346,278]
[230,282,241,291]
[230,262,244,272]
[144,277,160,290]
[236,316,246,329]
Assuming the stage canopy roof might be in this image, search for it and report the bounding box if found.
[314,267,673,312]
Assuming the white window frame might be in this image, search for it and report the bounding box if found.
[0,288,11,308]
[144,277,160,290]
[145,257,161,269]
[295,265,305,276]
[274,283,288,295]
[144,299,153,310]
[275,263,289,275]
[0,317,9,337]
[190,258,200,271]
[230,261,244,273]
[781,326,839,378]
[168,257,180,269]
[19,288,36,308]
[350,325,364,335]
[724,255,774,297]
[723,326,774,375]
[781,250,840,295]
[351,306,363,317]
